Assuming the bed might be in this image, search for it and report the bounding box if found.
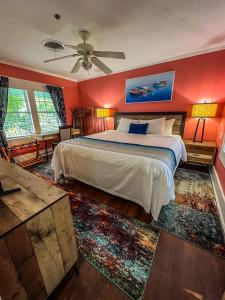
[52,112,187,220]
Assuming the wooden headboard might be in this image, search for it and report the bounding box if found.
[114,111,187,137]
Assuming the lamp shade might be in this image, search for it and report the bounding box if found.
[191,103,218,118]
[96,108,115,118]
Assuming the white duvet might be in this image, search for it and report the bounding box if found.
[52,130,187,220]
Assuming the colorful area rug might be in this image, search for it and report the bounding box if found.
[152,168,225,257]
[31,163,225,258]
[72,194,159,300]
[30,163,159,300]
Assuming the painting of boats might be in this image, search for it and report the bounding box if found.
[126,71,175,103]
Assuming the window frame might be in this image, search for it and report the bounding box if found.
[219,134,225,168]
[4,88,35,139]
[34,91,61,134]
[6,78,61,141]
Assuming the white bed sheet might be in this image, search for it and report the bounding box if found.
[52,130,187,220]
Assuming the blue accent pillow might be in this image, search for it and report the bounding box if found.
[128,123,149,135]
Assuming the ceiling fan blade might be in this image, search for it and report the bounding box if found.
[71,59,82,73]
[92,51,125,59]
[64,44,83,51]
[91,57,113,74]
[44,54,78,63]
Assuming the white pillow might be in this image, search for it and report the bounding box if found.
[140,117,165,134]
[164,119,175,135]
[117,118,140,132]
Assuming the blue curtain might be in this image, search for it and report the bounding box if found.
[46,85,67,126]
[0,76,9,148]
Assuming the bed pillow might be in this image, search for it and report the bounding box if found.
[140,117,165,134]
[128,123,149,135]
[117,118,139,132]
[164,119,175,135]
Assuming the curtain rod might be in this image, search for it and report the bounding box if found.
[0,74,64,89]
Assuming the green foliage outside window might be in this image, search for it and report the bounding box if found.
[4,88,34,138]
[34,91,60,133]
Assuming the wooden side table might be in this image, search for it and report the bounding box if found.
[0,158,78,299]
[184,140,217,165]
[32,132,59,162]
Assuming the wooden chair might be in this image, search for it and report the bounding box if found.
[52,125,72,152]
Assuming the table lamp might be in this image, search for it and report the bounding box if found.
[192,103,218,143]
[96,108,115,131]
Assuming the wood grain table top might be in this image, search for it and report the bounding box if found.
[0,158,67,238]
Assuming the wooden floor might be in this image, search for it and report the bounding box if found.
[54,178,225,300]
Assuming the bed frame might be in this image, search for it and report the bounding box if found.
[114,111,187,137]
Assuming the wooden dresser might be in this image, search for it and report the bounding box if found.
[184,140,217,165]
[0,158,78,300]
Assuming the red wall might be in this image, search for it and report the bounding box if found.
[78,50,225,193]
[215,105,225,194]
[0,63,78,124]
[78,50,225,141]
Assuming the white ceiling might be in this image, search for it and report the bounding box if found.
[1,0,225,81]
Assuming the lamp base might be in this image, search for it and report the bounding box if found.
[103,118,108,131]
[193,118,206,143]
[98,117,108,132]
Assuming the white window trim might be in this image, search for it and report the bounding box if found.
[219,134,225,168]
[34,91,60,134]
[7,77,59,144]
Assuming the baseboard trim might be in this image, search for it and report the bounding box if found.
[210,166,225,236]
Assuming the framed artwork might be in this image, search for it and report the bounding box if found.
[125,71,175,104]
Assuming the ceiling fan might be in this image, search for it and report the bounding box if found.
[42,30,126,74]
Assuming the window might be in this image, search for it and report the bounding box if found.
[34,91,60,133]
[4,88,34,138]
[3,82,62,140]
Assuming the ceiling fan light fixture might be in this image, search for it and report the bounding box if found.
[81,60,92,70]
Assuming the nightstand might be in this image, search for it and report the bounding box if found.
[184,140,217,165]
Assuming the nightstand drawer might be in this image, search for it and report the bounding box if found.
[185,145,215,155]
[184,140,217,166]
[187,152,213,164]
